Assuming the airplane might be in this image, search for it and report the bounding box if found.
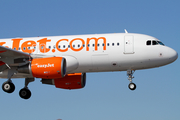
[0,30,178,99]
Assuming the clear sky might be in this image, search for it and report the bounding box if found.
[0,0,179,120]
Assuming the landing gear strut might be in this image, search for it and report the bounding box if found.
[1,65,34,99]
[2,67,17,93]
[19,78,34,99]
[127,70,136,90]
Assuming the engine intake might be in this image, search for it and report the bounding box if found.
[18,57,66,79]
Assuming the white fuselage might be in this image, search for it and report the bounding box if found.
[0,33,178,78]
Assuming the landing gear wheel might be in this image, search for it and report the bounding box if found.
[2,82,15,93]
[128,83,136,90]
[19,88,31,99]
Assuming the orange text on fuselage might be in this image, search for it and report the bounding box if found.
[0,37,106,53]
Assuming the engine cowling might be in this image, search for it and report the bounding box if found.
[41,73,86,89]
[18,57,66,79]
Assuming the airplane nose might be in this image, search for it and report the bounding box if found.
[167,48,178,63]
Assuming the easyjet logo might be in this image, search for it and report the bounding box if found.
[0,37,106,53]
[36,63,54,68]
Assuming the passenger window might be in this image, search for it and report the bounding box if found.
[147,41,151,45]
[107,43,109,46]
[117,43,119,46]
[112,43,114,46]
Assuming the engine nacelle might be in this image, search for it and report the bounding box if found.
[41,73,86,89]
[18,57,66,79]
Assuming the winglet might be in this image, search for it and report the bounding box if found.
[124,29,128,33]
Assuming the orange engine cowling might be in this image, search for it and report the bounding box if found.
[18,57,66,79]
[41,73,86,89]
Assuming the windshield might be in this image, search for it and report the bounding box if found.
[157,41,165,46]
[147,40,165,46]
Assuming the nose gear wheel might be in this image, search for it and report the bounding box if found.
[127,70,137,90]
[128,83,136,90]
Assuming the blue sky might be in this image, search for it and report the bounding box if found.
[0,0,179,120]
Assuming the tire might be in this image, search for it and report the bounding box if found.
[19,88,31,99]
[2,82,15,93]
[128,83,136,90]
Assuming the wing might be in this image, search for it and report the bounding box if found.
[0,46,31,71]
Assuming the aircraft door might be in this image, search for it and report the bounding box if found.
[124,36,134,54]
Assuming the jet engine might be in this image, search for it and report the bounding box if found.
[18,57,66,79]
[41,73,86,89]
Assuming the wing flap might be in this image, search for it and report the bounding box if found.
[0,46,31,66]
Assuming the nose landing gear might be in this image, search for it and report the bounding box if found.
[128,82,136,90]
[127,70,136,90]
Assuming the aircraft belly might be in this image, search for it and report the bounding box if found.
[91,54,110,71]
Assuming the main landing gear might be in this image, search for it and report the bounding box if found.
[19,78,34,99]
[2,67,34,99]
[2,80,15,93]
[2,67,16,93]
[127,70,136,90]
[2,78,34,99]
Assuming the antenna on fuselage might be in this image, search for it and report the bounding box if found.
[124,29,128,33]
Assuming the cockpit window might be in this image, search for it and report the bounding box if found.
[146,40,151,45]
[152,40,158,45]
[147,40,165,46]
[157,41,165,45]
